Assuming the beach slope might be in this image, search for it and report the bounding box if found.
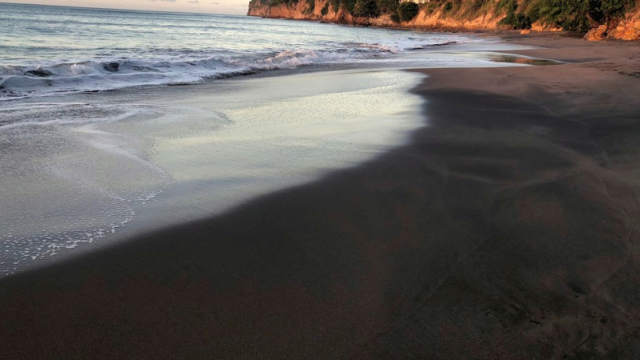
[1,34,640,359]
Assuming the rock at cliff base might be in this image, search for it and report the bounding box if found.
[613,16,640,40]
[585,25,608,41]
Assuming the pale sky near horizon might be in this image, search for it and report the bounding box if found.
[0,0,250,15]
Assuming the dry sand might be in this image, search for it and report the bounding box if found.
[1,33,639,359]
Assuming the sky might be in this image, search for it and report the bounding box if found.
[0,0,250,15]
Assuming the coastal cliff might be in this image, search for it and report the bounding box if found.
[586,7,640,40]
[248,0,640,41]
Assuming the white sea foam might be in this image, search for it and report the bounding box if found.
[0,36,471,100]
[0,102,178,275]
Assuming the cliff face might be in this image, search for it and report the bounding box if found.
[586,8,640,40]
[619,9,640,40]
[247,0,502,30]
[247,0,640,41]
[247,0,370,25]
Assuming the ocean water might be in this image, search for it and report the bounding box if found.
[0,3,534,276]
[0,2,474,99]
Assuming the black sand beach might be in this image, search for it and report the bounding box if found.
[2,34,640,359]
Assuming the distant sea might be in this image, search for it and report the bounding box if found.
[0,2,472,99]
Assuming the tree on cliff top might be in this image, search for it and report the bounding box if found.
[353,0,381,17]
[376,0,399,14]
[396,1,419,22]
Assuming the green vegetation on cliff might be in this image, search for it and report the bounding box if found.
[396,2,419,22]
[418,0,636,31]
[250,0,638,33]
[353,0,381,17]
[526,0,635,31]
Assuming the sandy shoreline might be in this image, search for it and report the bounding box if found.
[1,33,640,359]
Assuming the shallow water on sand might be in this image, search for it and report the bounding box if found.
[0,34,536,276]
[0,68,425,275]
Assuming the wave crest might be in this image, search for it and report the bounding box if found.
[0,39,462,99]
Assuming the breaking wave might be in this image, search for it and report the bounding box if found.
[0,39,464,99]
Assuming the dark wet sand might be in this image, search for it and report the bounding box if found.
[2,34,640,359]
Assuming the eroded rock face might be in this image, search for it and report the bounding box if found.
[247,0,357,24]
[612,11,640,40]
[585,25,609,41]
[584,9,640,41]
[247,1,640,41]
[531,21,563,32]
[248,2,504,31]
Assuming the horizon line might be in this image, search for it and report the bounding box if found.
[0,1,247,16]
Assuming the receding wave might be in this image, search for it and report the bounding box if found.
[0,38,463,99]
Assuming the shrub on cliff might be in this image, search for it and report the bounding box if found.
[522,0,636,32]
[442,0,463,15]
[498,0,532,29]
[306,0,315,12]
[424,1,440,14]
[353,0,380,17]
[499,11,533,29]
[443,2,453,13]
[321,2,330,15]
[330,0,340,13]
[346,0,359,13]
[599,0,636,21]
[376,0,399,14]
[495,0,517,14]
[459,0,492,19]
[525,0,591,31]
[397,2,419,21]
[267,0,299,6]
